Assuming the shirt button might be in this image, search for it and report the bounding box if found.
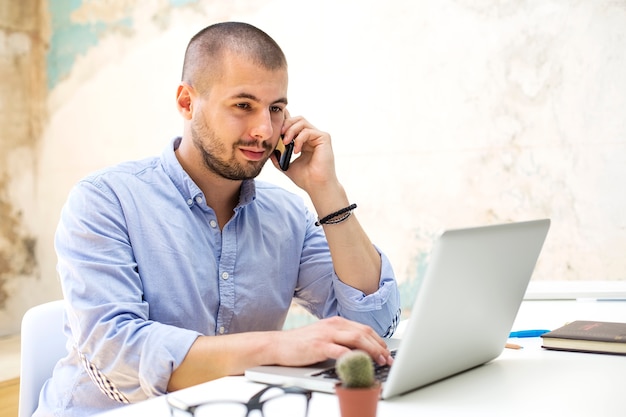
[221,272,229,280]
[195,196,203,204]
[186,198,193,206]
[219,326,225,334]
[209,220,217,228]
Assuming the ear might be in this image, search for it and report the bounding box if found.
[176,83,194,120]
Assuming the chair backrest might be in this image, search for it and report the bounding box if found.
[19,300,67,417]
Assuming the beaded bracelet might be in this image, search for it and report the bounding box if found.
[315,203,357,226]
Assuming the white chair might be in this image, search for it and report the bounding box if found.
[19,300,67,417]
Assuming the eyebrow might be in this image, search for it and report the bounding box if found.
[231,92,288,106]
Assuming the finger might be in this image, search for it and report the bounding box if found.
[350,325,393,365]
[327,322,391,365]
[282,117,319,151]
[281,115,303,141]
[342,319,389,350]
[289,127,325,155]
[322,344,352,361]
[343,331,391,364]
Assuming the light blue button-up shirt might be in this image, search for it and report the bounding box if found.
[35,137,400,417]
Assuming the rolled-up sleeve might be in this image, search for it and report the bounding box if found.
[295,211,402,338]
[331,248,401,337]
[56,179,200,402]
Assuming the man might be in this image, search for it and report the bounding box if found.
[35,22,400,416]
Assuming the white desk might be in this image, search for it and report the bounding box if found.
[96,300,626,417]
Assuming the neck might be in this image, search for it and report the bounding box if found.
[201,175,241,229]
[175,141,242,229]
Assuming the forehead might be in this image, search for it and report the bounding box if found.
[208,52,288,102]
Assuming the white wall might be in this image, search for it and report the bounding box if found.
[18,0,626,329]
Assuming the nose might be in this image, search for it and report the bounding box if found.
[250,110,274,140]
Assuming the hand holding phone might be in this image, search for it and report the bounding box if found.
[274,135,294,171]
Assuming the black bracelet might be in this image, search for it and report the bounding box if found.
[323,211,352,224]
[315,203,357,226]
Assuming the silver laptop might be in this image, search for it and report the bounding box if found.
[245,219,551,399]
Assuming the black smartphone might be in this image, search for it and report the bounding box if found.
[274,136,294,171]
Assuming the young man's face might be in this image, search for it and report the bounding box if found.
[190,52,288,181]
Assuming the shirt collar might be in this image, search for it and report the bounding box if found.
[161,137,257,209]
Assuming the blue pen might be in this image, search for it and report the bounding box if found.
[509,329,551,338]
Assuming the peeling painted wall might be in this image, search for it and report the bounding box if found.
[0,173,38,307]
[1,0,626,335]
[0,0,48,334]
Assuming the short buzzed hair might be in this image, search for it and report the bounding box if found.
[181,22,287,93]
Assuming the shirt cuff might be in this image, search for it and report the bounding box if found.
[332,247,398,313]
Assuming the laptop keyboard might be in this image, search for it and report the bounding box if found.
[312,350,397,382]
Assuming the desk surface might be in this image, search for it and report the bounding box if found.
[96,300,626,417]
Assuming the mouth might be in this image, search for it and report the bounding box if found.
[239,147,268,162]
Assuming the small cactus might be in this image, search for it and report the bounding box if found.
[336,350,376,388]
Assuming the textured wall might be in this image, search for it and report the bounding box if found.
[1,0,625,334]
[0,0,47,332]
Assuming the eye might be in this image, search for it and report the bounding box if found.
[235,103,251,110]
[270,105,283,113]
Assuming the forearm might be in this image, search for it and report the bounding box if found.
[309,182,381,295]
[168,316,396,393]
[167,331,278,391]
